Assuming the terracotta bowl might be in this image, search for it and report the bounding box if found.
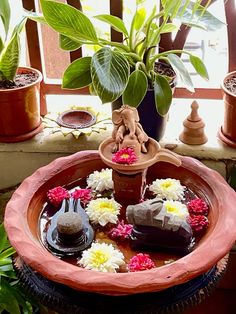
[4,151,236,295]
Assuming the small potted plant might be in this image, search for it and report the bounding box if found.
[34,0,223,139]
[0,0,43,143]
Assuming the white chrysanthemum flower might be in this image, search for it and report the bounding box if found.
[87,168,113,192]
[85,198,121,226]
[79,242,125,273]
[163,200,189,219]
[149,178,185,200]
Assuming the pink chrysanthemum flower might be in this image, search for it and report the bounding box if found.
[109,220,133,241]
[71,188,92,204]
[188,215,209,234]
[128,253,155,272]
[112,147,137,165]
[187,198,208,216]
[47,186,70,207]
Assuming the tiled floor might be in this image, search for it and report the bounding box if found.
[1,188,235,314]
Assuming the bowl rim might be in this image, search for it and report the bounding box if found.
[4,151,236,295]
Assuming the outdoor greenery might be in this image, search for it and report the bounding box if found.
[32,0,224,116]
[0,0,26,82]
[0,223,36,314]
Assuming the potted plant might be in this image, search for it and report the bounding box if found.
[34,0,223,139]
[0,0,43,143]
[218,71,236,148]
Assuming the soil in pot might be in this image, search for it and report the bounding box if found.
[224,75,236,95]
[0,72,39,90]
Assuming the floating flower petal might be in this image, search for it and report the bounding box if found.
[187,198,208,216]
[87,168,113,192]
[128,253,155,272]
[109,220,133,241]
[149,178,185,200]
[163,200,189,219]
[79,242,125,273]
[188,215,209,234]
[85,198,121,226]
[71,188,92,204]
[47,186,70,207]
[112,147,137,165]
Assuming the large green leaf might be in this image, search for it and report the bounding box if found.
[122,70,147,107]
[154,74,172,116]
[190,54,209,80]
[0,32,20,81]
[178,3,225,31]
[133,7,146,31]
[91,47,130,103]
[62,56,92,89]
[167,53,194,92]
[94,14,128,37]
[59,34,81,51]
[40,0,98,43]
[0,0,10,38]
[160,23,178,34]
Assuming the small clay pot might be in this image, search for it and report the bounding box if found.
[4,151,236,296]
[219,71,236,148]
[0,67,43,142]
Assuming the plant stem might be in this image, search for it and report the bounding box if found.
[98,39,130,52]
[149,49,192,68]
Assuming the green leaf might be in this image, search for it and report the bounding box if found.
[167,53,194,92]
[0,37,4,54]
[0,0,10,38]
[0,278,21,314]
[122,70,147,107]
[91,47,129,103]
[0,247,15,260]
[178,3,225,31]
[40,0,98,43]
[154,74,172,116]
[59,34,81,51]
[190,54,209,80]
[94,14,128,37]
[160,23,178,34]
[133,7,146,31]
[0,224,10,253]
[0,32,20,81]
[62,56,92,89]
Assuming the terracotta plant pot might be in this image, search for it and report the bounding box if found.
[0,67,43,142]
[219,70,236,148]
[4,151,236,296]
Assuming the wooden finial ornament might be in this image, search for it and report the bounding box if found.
[179,101,208,145]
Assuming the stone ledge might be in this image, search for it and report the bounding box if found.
[0,96,235,189]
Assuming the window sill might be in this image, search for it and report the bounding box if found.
[0,96,235,190]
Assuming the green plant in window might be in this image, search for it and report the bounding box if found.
[0,0,26,84]
[33,0,223,116]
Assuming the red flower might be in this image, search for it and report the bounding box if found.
[47,186,70,207]
[109,220,133,241]
[188,215,209,234]
[128,253,155,272]
[71,188,92,204]
[112,147,137,165]
[187,198,208,216]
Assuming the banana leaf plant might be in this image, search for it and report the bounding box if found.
[0,0,26,84]
[35,0,223,116]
